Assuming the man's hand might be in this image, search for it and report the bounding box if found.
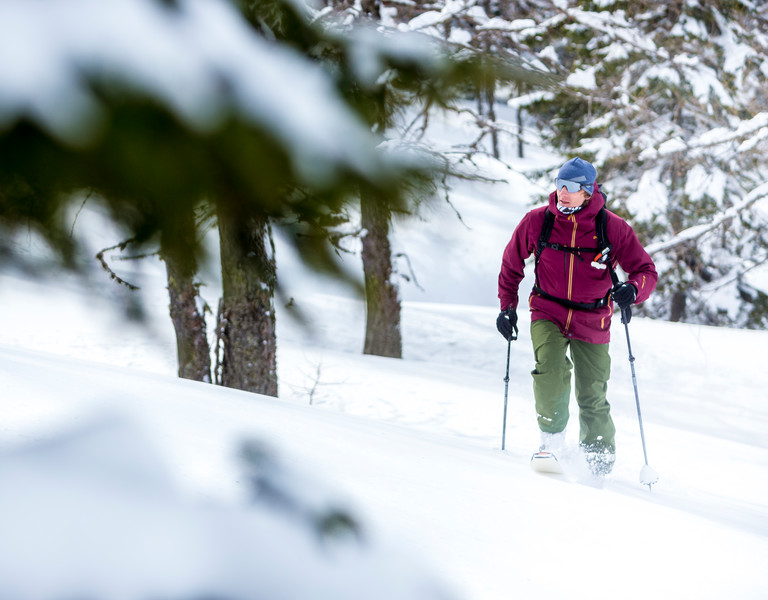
[496,308,518,341]
[611,282,637,310]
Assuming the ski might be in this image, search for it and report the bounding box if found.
[530,451,564,475]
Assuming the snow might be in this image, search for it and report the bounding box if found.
[639,64,681,87]
[684,163,726,202]
[405,10,446,32]
[1,166,767,600]
[0,0,384,183]
[625,167,669,221]
[565,66,597,89]
[602,41,629,61]
[638,463,659,487]
[0,3,767,597]
[719,23,755,76]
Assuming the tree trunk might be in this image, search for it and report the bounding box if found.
[670,289,686,322]
[217,210,278,396]
[485,75,499,159]
[162,214,212,383]
[360,0,380,18]
[361,188,402,358]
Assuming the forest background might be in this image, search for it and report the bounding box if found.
[1,0,766,393]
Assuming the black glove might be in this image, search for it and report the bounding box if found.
[496,308,518,341]
[611,282,637,310]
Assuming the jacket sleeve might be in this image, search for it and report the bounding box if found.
[610,217,658,305]
[498,209,541,310]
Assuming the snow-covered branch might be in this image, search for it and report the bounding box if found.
[640,113,768,161]
[647,181,768,255]
[0,0,388,183]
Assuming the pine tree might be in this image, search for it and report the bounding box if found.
[345,0,768,329]
[507,0,768,327]
[162,206,212,383]
[217,208,278,396]
[317,0,548,355]
[0,0,494,389]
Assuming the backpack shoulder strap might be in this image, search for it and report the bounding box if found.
[535,210,555,259]
[533,210,554,293]
[595,184,610,251]
[595,205,608,251]
[594,205,621,286]
[591,206,610,265]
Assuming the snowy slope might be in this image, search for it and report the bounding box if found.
[0,182,766,599]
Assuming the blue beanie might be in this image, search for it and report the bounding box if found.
[557,157,597,195]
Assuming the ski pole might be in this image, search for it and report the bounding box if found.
[609,268,658,489]
[619,306,658,490]
[501,338,511,451]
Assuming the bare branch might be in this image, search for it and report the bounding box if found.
[95,239,144,290]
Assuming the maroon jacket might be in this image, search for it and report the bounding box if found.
[498,187,657,344]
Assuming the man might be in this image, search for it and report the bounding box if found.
[496,157,657,475]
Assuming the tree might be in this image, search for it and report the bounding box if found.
[162,206,212,382]
[316,0,550,356]
[0,0,443,390]
[342,0,768,329]
[513,0,768,327]
[0,0,529,392]
[360,185,402,357]
[217,207,278,396]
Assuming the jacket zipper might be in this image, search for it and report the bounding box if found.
[564,215,578,333]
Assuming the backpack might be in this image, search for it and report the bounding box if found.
[532,186,615,311]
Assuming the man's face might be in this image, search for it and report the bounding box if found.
[556,186,590,208]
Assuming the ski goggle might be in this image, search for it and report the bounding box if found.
[555,178,590,194]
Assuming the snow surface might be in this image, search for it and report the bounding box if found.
[1,158,766,599]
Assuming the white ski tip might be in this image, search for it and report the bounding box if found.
[639,464,659,486]
[531,451,564,475]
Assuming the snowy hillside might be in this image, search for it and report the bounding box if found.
[1,1,766,597]
[0,166,766,599]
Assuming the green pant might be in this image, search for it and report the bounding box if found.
[530,319,615,453]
